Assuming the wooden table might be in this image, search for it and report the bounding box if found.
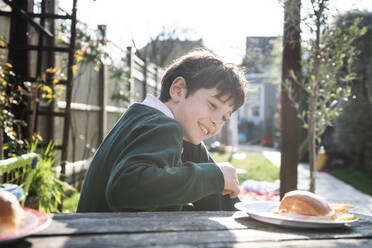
[11,211,372,247]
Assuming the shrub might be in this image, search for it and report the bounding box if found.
[334,100,372,170]
[26,141,77,213]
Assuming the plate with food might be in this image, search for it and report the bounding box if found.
[235,190,358,229]
[0,190,51,244]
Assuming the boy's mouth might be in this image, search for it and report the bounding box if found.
[199,122,210,136]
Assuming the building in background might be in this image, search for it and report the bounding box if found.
[238,36,280,147]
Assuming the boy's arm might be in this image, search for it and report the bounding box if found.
[182,141,241,211]
[105,121,224,211]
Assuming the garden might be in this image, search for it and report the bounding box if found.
[1,0,372,214]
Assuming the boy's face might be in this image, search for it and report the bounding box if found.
[167,78,234,145]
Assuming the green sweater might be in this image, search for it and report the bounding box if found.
[182,141,240,211]
[77,103,224,212]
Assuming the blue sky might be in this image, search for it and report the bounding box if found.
[60,0,372,64]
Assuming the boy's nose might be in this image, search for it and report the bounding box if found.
[211,114,223,127]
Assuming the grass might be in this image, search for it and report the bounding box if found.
[210,151,279,183]
[63,191,80,213]
[212,151,372,197]
[329,168,372,196]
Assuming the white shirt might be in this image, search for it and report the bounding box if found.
[141,94,174,119]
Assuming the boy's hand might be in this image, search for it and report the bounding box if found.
[216,162,240,198]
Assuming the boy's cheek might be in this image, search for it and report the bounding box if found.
[212,124,224,136]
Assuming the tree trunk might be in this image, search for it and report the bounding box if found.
[0,124,3,160]
[308,1,323,193]
[8,0,34,142]
[308,100,316,192]
[280,0,301,199]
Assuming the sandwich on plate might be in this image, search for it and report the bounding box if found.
[0,190,25,234]
[273,190,356,222]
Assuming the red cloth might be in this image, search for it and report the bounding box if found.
[238,188,280,202]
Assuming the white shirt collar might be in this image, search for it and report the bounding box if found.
[142,94,174,119]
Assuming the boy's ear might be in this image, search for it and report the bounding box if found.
[169,76,187,102]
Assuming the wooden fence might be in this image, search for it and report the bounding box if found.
[0,10,163,186]
[37,46,164,186]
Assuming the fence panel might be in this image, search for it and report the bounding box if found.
[37,47,163,167]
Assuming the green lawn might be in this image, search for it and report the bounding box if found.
[329,168,372,196]
[210,151,279,183]
[211,151,372,197]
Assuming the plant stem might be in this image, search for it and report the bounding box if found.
[0,123,3,160]
[308,110,316,192]
[308,0,325,193]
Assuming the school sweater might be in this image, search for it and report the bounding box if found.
[182,141,240,211]
[77,103,225,212]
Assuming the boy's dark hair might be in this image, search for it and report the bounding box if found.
[159,49,247,111]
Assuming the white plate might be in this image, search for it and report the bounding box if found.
[0,208,52,244]
[235,201,358,229]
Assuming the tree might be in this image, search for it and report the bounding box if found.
[334,10,372,101]
[280,0,301,198]
[135,27,205,68]
[333,10,372,170]
[284,0,366,192]
[242,36,279,74]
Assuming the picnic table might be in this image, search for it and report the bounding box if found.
[10,210,372,247]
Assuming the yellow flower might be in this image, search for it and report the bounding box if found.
[41,85,53,94]
[71,64,78,75]
[0,40,7,48]
[5,63,13,68]
[46,67,57,73]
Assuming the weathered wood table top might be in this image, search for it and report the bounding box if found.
[10,211,372,248]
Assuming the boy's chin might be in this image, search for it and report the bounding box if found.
[184,137,202,145]
[191,141,202,145]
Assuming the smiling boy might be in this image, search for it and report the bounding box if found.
[77,50,247,212]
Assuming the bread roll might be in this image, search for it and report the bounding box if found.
[279,190,331,217]
[0,190,25,233]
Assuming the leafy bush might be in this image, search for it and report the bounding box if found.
[334,100,372,170]
[27,141,77,213]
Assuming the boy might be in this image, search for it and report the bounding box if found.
[77,50,247,212]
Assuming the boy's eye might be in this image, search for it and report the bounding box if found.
[208,102,217,109]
